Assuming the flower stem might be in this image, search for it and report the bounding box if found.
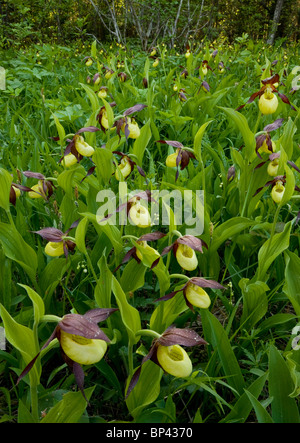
[135,329,161,340]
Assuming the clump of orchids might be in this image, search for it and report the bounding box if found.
[17,308,118,401]
[237,74,295,114]
[126,326,207,398]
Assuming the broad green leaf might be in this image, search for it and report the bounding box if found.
[255,221,292,282]
[111,275,141,344]
[193,120,213,162]
[0,222,37,283]
[101,97,114,127]
[80,82,99,114]
[244,390,274,423]
[125,360,162,419]
[75,217,89,255]
[239,279,269,330]
[268,345,300,423]
[40,387,94,423]
[95,255,112,308]
[150,289,187,334]
[221,372,268,423]
[133,240,170,297]
[0,304,40,384]
[283,250,300,315]
[131,119,152,166]
[18,284,45,324]
[210,217,255,253]
[52,114,65,149]
[0,168,13,212]
[57,165,86,198]
[92,147,113,184]
[201,309,245,396]
[219,106,256,161]
[278,116,297,159]
[91,40,97,58]
[120,259,146,294]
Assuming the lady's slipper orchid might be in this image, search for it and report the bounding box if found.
[113,103,147,141]
[152,59,159,68]
[84,57,93,67]
[156,344,192,377]
[9,183,33,205]
[175,243,198,271]
[97,86,108,99]
[115,155,133,181]
[271,180,285,204]
[259,88,279,115]
[115,231,166,271]
[61,126,100,164]
[267,156,280,176]
[121,117,140,139]
[63,152,78,168]
[118,72,127,82]
[74,134,95,157]
[44,241,65,257]
[93,73,101,85]
[17,308,118,401]
[161,234,207,272]
[113,150,146,181]
[150,47,156,57]
[104,68,114,79]
[237,74,295,113]
[101,191,155,230]
[23,171,54,200]
[200,60,212,77]
[155,277,224,311]
[126,326,207,398]
[34,220,79,258]
[129,201,151,228]
[157,140,195,181]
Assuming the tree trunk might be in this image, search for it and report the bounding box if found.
[267,0,285,45]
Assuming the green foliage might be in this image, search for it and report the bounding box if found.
[0,37,299,424]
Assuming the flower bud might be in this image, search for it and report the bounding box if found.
[156,344,192,378]
[175,243,198,271]
[60,330,107,365]
[185,283,211,309]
